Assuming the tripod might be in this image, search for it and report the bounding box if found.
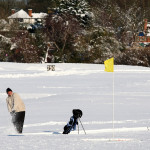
[77,118,86,135]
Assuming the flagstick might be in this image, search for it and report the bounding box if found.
[104,57,115,140]
[112,72,115,139]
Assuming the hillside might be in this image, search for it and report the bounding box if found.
[0,63,150,149]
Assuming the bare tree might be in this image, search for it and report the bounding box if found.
[45,13,81,62]
[11,31,46,63]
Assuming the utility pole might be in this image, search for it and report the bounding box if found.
[142,0,145,9]
[26,0,28,5]
[124,0,126,10]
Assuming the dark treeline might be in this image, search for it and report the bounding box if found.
[27,0,60,13]
[1,0,150,17]
[1,0,150,66]
[0,0,26,18]
[88,0,150,9]
[88,0,150,18]
[0,0,60,16]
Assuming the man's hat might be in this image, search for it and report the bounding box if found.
[6,88,12,93]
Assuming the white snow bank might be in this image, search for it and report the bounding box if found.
[0,63,150,150]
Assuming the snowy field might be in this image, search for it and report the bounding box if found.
[0,62,150,150]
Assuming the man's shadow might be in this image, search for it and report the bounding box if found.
[8,134,24,136]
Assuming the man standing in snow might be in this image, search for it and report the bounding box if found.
[6,88,25,134]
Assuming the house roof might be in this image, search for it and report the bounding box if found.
[8,10,47,19]
[32,13,48,19]
[8,9,31,19]
[147,23,150,27]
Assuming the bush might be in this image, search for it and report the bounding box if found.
[10,31,47,63]
[115,48,150,67]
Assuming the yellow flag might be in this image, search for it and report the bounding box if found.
[104,58,114,72]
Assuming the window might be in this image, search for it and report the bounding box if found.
[18,18,23,23]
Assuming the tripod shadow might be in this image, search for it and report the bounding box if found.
[43,131,62,134]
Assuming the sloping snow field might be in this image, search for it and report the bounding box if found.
[0,63,150,150]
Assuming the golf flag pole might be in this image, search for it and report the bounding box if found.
[104,57,115,139]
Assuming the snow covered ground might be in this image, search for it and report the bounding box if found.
[0,62,150,150]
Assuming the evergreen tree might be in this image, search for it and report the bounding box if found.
[75,26,124,63]
[56,0,93,27]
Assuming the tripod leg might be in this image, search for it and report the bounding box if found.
[79,118,86,135]
[78,123,79,134]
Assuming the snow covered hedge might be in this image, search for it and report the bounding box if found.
[56,0,93,27]
[74,26,124,63]
[116,48,150,67]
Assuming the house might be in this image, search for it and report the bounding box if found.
[8,9,48,25]
[136,19,150,46]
